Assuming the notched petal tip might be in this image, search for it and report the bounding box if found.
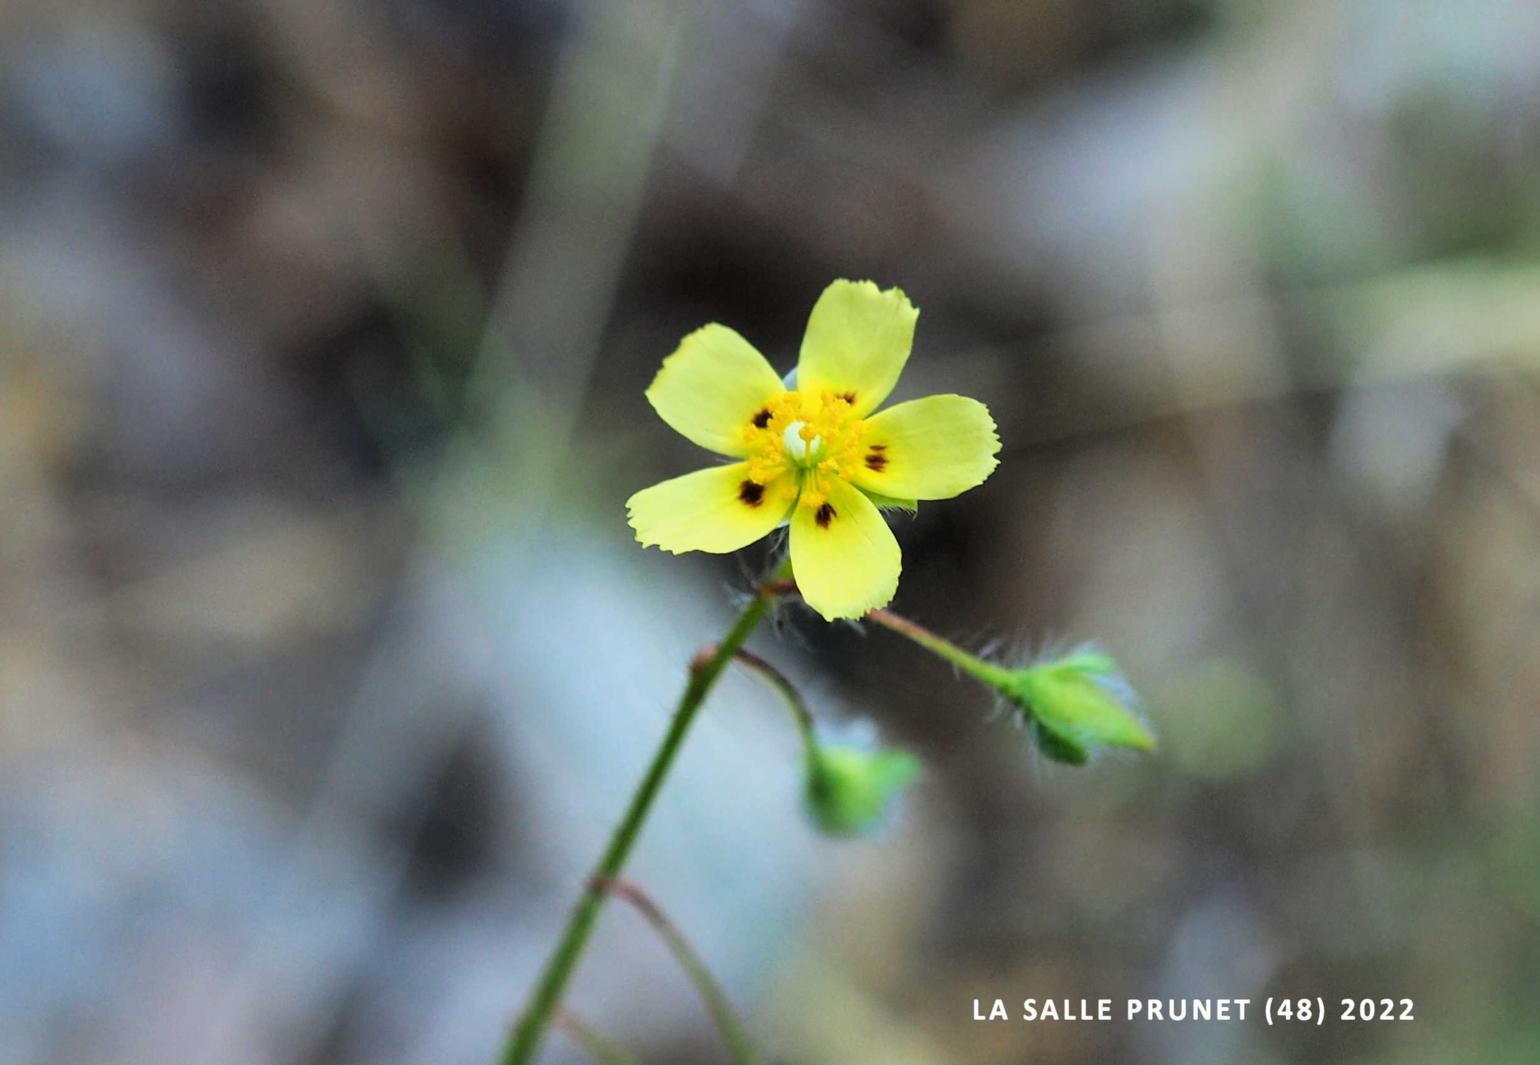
[788,478,903,621]
[837,279,916,321]
[625,496,687,555]
[825,576,900,622]
[805,561,901,622]
[797,280,919,417]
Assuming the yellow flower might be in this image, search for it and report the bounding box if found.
[626,280,1000,620]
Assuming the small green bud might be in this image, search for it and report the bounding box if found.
[993,653,1155,764]
[805,745,921,836]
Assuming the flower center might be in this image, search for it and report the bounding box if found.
[742,389,866,509]
[782,421,821,465]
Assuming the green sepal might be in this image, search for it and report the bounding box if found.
[805,745,921,836]
[856,487,919,514]
[1030,719,1091,765]
[1052,650,1119,675]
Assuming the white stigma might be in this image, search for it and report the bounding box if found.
[783,421,820,464]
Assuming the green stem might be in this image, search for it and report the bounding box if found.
[864,608,1010,687]
[725,647,818,773]
[758,581,1010,691]
[596,878,764,1065]
[500,572,784,1065]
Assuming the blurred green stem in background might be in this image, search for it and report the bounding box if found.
[594,877,763,1065]
[500,562,789,1065]
[552,1008,638,1065]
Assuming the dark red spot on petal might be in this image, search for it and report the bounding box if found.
[738,480,765,507]
[815,502,836,528]
[842,391,857,404]
[865,452,888,472]
[869,443,886,451]
[751,408,771,428]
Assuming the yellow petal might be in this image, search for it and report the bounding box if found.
[646,324,786,457]
[627,463,795,554]
[796,280,918,417]
[789,478,901,620]
[850,394,1000,500]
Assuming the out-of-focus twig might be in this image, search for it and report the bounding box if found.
[593,876,764,1065]
[553,1006,640,1065]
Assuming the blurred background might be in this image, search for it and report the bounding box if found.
[4,0,1539,1062]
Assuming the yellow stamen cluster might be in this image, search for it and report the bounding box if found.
[742,389,866,511]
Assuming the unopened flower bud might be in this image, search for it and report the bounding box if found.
[805,745,921,836]
[992,651,1155,765]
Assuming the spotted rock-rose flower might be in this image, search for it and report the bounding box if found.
[627,280,1000,620]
